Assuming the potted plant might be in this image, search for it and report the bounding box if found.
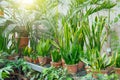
[23,47,33,62]
[31,53,39,64]
[13,10,32,49]
[61,44,80,74]
[36,39,51,65]
[82,49,114,76]
[2,8,35,49]
[50,49,61,68]
[114,53,120,74]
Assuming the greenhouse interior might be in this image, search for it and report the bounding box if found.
[0,0,120,80]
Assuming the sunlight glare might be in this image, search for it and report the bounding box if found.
[22,0,34,5]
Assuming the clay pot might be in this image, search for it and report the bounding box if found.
[65,64,78,74]
[50,61,62,68]
[114,68,120,75]
[38,56,51,65]
[62,59,65,68]
[33,58,39,64]
[24,56,32,62]
[78,61,84,70]
[16,37,29,48]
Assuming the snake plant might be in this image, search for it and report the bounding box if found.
[51,49,61,62]
[61,44,80,65]
[82,49,115,71]
[36,39,51,57]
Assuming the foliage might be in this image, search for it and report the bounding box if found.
[51,49,61,62]
[36,39,51,57]
[6,59,31,75]
[0,0,36,37]
[81,73,119,80]
[0,57,13,80]
[26,70,41,80]
[23,47,33,57]
[81,49,115,71]
[0,66,13,80]
[110,30,120,53]
[40,67,73,80]
[0,26,17,56]
[83,16,107,52]
[115,53,120,68]
[61,44,80,65]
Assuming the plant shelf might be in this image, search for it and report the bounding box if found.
[26,62,47,72]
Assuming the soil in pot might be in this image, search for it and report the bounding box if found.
[65,64,78,74]
[50,61,62,68]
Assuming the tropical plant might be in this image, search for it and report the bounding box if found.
[83,16,107,52]
[0,66,13,80]
[40,67,73,80]
[6,59,31,76]
[115,53,120,68]
[26,69,41,80]
[61,44,80,65]
[81,73,119,80]
[23,47,33,57]
[0,0,36,37]
[51,49,61,62]
[82,49,115,71]
[0,25,16,56]
[36,39,51,57]
[5,9,35,37]
[0,57,13,80]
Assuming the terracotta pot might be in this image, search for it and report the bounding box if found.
[65,64,78,74]
[50,61,62,68]
[62,59,65,67]
[114,68,120,75]
[78,61,84,70]
[47,57,52,64]
[24,56,32,62]
[38,56,51,65]
[16,37,29,48]
[33,58,39,64]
